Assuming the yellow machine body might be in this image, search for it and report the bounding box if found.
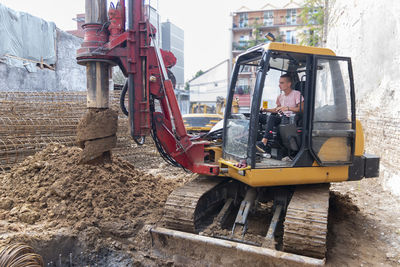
[207,42,378,188]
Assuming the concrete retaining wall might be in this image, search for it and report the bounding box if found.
[0,29,86,92]
[326,0,400,195]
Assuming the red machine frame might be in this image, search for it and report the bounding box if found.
[77,0,219,175]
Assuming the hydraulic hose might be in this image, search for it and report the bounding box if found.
[120,80,128,116]
[121,78,144,145]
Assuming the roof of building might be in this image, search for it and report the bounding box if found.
[236,6,251,12]
[188,59,229,84]
[234,0,305,13]
[260,3,278,10]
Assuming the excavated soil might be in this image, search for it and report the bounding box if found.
[327,180,400,266]
[0,142,399,266]
[76,109,118,143]
[0,143,191,265]
[76,109,119,163]
[203,182,400,266]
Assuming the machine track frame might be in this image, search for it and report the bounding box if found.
[283,183,330,259]
[157,178,331,265]
[163,176,230,233]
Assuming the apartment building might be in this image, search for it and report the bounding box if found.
[67,14,85,38]
[232,1,305,51]
[230,0,305,112]
[162,21,185,88]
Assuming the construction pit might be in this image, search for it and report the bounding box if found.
[1,92,400,266]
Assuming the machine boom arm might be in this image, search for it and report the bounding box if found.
[77,0,219,175]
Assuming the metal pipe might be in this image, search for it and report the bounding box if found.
[128,74,135,137]
[128,0,133,29]
[84,0,110,108]
[85,0,107,23]
[86,61,110,108]
[127,0,134,136]
[120,0,126,31]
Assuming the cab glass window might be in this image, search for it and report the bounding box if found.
[224,53,261,162]
[312,58,354,164]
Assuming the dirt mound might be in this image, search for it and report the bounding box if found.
[0,144,187,252]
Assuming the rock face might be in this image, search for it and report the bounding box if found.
[326,0,400,195]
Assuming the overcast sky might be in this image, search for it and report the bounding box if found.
[0,0,270,81]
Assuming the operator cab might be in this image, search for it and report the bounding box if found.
[222,43,355,169]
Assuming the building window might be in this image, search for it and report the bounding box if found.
[263,11,273,26]
[239,35,249,46]
[239,35,248,41]
[239,13,248,28]
[286,9,297,25]
[235,79,250,94]
[239,65,252,73]
[286,30,296,44]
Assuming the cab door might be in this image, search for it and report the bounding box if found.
[310,56,355,166]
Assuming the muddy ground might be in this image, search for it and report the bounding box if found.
[0,140,399,266]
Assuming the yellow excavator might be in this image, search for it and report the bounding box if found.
[77,1,379,265]
[183,113,223,134]
[183,97,237,134]
[153,42,379,266]
[183,99,224,134]
[190,103,216,114]
[190,96,239,115]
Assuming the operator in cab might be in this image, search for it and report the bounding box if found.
[257,73,304,154]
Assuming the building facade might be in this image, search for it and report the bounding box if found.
[0,4,86,92]
[188,60,229,113]
[161,20,187,113]
[162,21,185,89]
[67,13,85,38]
[232,1,305,53]
[230,0,305,112]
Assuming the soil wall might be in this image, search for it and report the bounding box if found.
[326,0,400,195]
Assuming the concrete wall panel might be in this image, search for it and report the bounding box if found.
[0,30,85,92]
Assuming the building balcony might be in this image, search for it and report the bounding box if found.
[233,93,251,108]
[232,21,303,31]
[234,85,251,95]
[232,41,251,51]
[232,40,268,52]
[258,24,280,29]
[232,23,251,31]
